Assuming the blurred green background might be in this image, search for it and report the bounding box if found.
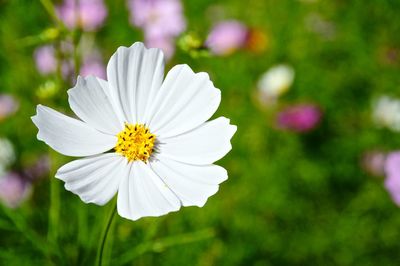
[1,0,400,265]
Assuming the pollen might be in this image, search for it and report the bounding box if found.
[115,123,156,162]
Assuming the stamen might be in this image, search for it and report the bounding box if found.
[115,123,156,162]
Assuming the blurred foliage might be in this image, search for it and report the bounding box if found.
[1,0,400,265]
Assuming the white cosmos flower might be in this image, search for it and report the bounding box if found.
[372,96,400,132]
[32,42,236,221]
[257,64,294,99]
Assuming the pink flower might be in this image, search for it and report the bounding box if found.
[128,0,186,59]
[384,152,400,206]
[128,0,186,40]
[23,155,51,181]
[145,37,175,60]
[80,56,106,79]
[34,43,105,80]
[57,0,108,31]
[206,20,248,56]
[361,151,386,177]
[34,45,74,78]
[34,45,57,75]
[0,94,19,120]
[0,172,31,209]
[276,104,322,133]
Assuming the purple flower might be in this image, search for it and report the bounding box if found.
[276,104,322,133]
[34,45,74,78]
[57,0,108,31]
[128,0,186,40]
[34,45,57,75]
[80,56,106,79]
[128,0,186,59]
[34,42,105,80]
[384,152,400,206]
[145,37,175,60]
[206,20,248,56]
[361,151,386,177]
[0,172,31,209]
[0,94,19,120]
[23,155,51,181]
[79,44,106,79]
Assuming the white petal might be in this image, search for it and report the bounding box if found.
[117,161,180,221]
[31,105,116,157]
[158,117,237,165]
[147,65,221,138]
[150,158,228,207]
[107,42,165,124]
[68,76,124,135]
[56,153,127,205]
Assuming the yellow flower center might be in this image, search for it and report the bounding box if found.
[115,123,156,162]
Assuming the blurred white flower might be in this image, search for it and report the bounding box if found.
[372,96,400,131]
[32,42,236,221]
[257,64,295,105]
[304,13,336,40]
[0,138,15,176]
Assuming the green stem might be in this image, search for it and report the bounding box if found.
[72,30,82,77]
[96,200,117,266]
[39,0,65,29]
[115,228,215,265]
[77,205,88,246]
[47,151,60,244]
[72,0,81,77]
